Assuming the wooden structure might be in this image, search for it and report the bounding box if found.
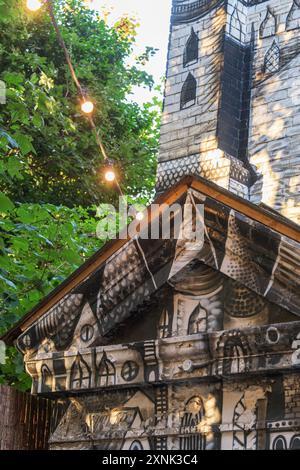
[0,385,55,450]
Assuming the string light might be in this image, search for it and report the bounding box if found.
[104,170,116,183]
[26,0,42,11]
[103,159,117,183]
[26,0,125,197]
[81,100,94,115]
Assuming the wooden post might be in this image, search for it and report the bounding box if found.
[0,385,54,450]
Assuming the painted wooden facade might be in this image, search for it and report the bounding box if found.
[3,0,300,450]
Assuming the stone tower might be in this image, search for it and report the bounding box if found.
[156,0,300,224]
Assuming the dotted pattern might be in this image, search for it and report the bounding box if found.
[97,241,152,335]
[225,281,266,318]
[156,154,251,193]
[222,214,263,293]
[18,294,84,352]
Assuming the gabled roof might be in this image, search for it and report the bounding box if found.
[2,175,300,346]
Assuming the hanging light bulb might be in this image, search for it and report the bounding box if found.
[26,0,42,11]
[104,169,116,182]
[103,159,116,183]
[81,100,94,114]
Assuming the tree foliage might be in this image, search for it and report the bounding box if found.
[0,0,160,206]
[0,0,161,389]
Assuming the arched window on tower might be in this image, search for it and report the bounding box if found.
[286,0,300,31]
[183,28,199,67]
[180,73,197,110]
[264,41,280,74]
[97,352,116,387]
[259,7,277,38]
[70,354,91,390]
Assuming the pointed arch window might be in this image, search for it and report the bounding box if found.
[188,305,207,335]
[180,73,197,110]
[264,41,280,74]
[70,354,91,390]
[183,28,199,67]
[229,7,242,42]
[260,7,277,38]
[286,0,300,31]
[41,364,53,392]
[97,352,116,387]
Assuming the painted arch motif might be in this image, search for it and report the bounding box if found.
[272,434,300,450]
[97,352,116,387]
[259,7,277,38]
[158,308,172,339]
[273,435,287,450]
[217,330,252,375]
[188,304,208,334]
[264,41,280,74]
[232,394,257,450]
[290,434,300,449]
[180,396,206,450]
[129,440,144,450]
[70,354,91,390]
[41,364,53,393]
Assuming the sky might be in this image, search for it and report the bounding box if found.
[89,0,172,104]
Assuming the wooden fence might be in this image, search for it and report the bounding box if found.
[0,385,54,450]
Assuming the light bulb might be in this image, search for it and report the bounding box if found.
[26,0,42,11]
[136,211,144,222]
[105,170,116,182]
[81,100,94,114]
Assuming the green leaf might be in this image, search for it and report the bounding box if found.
[0,192,15,213]
[2,71,23,86]
[7,156,22,178]
[61,248,82,265]
[0,274,17,289]
[12,133,35,156]
[12,237,29,251]
[32,114,44,128]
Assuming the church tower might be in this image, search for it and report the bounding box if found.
[157,0,300,224]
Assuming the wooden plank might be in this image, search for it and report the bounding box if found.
[0,385,56,450]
